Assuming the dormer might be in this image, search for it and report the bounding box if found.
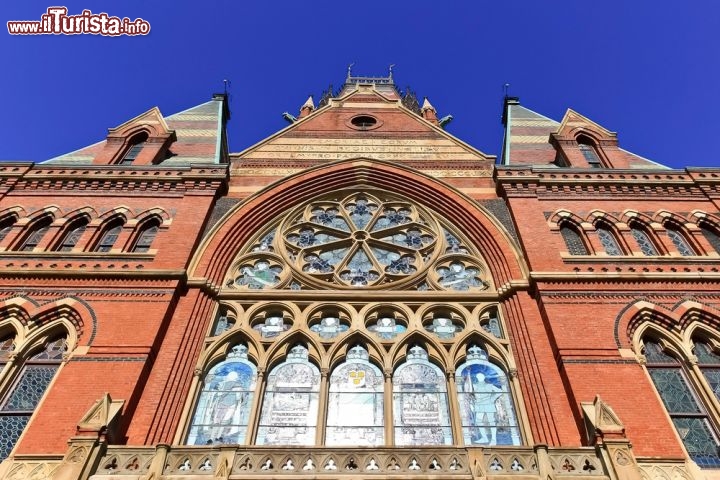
[93,107,177,166]
[550,110,618,168]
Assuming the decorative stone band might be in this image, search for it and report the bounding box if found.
[86,445,614,479]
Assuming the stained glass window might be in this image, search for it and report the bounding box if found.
[644,340,720,467]
[282,193,437,287]
[393,345,452,446]
[667,228,695,256]
[309,317,349,340]
[187,345,257,445]
[436,262,487,291]
[700,225,720,254]
[367,317,406,340]
[95,222,123,253]
[0,336,65,460]
[257,345,320,445]
[326,345,384,446]
[560,225,588,255]
[235,261,282,289]
[694,341,720,402]
[597,226,622,256]
[481,311,503,339]
[19,218,51,252]
[132,222,159,253]
[57,220,87,252]
[425,316,461,339]
[212,311,235,337]
[631,227,658,256]
[252,314,290,339]
[456,345,520,446]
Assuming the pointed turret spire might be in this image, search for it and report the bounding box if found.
[298,95,315,118]
[421,97,438,124]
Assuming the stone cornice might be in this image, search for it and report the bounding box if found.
[494,166,715,199]
[0,163,228,195]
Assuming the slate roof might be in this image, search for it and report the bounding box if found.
[44,97,225,165]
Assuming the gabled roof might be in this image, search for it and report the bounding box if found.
[44,96,227,165]
[234,86,494,167]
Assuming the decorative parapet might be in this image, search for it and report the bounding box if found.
[85,445,612,480]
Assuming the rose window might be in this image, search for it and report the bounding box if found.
[227,191,494,291]
[281,193,439,288]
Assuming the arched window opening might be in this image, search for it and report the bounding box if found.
[693,340,720,402]
[326,345,384,446]
[0,334,15,370]
[211,309,235,337]
[120,132,148,165]
[666,225,695,256]
[393,345,452,446]
[596,225,622,256]
[0,336,66,460]
[257,344,320,445]
[19,217,52,252]
[457,345,520,446]
[577,135,603,168]
[560,224,588,255]
[56,218,88,252]
[94,221,123,253]
[0,217,16,243]
[131,220,159,253]
[630,226,658,256]
[187,344,257,446]
[700,224,720,254]
[643,339,720,467]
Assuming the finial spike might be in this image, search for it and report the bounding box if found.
[223,79,231,95]
[347,63,355,80]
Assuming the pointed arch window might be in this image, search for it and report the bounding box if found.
[326,345,384,446]
[0,334,15,371]
[577,135,602,168]
[120,132,148,165]
[0,336,66,460]
[393,345,452,446]
[596,225,622,256]
[56,218,88,252]
[131,220,159,253]
[560,224,588,255]
[456,345,520,446]
[643,339,720,467]
[257,344,320,445]
[187,344,257,446]
[19,217,52,252]
[666,225,695,256]
[94,221,123,253]
[0,217,16,243]
[700,224,720,254]
[630,226,658,256]
[693,340,720,402]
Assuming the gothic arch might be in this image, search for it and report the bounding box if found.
[189,158,528,288]
[615,300,677,348]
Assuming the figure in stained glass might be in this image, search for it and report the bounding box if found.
[436,262,487,291]
[188,345,257,445]
[253,315,291,339]
[425,317,461,339]
[456,346,521,446]
[235,261,282,289]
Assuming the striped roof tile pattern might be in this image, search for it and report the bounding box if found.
[44,98,224,165]
[503,104,559,166]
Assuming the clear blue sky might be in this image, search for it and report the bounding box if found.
[1,1,719,168]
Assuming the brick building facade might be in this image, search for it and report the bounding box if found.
[0,73,718,480]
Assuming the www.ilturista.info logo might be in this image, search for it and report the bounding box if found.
[7,7,150,36]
